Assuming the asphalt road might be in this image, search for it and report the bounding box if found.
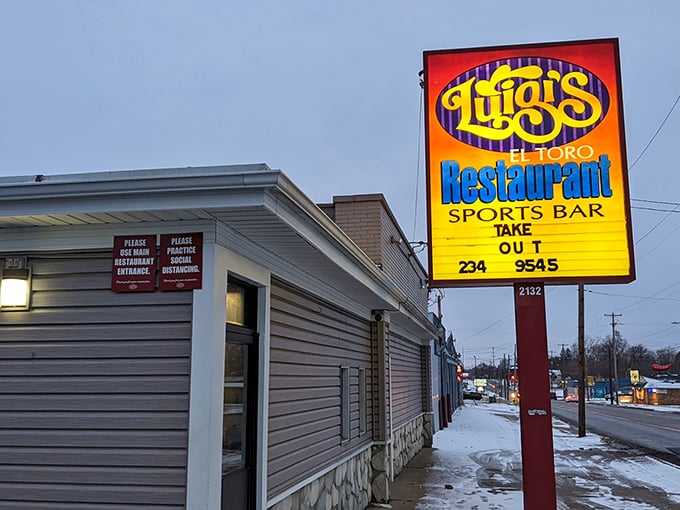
[551,400,680,464]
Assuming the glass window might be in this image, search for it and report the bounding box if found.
[227,283,246,326]
[227,280,257,327]
[223,343,247,473]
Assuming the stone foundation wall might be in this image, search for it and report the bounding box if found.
[392,414,428,477]
[370,444,393,503]
[370,413,432,504]
[269,447,372,510]
[422,412,433,448]
[269,415,433,509]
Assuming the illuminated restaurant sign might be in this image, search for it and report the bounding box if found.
[423,39,635,286]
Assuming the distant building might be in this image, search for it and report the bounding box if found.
[632,376,680,405]
[429,327,463,431]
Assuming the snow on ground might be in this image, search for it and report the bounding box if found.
[413,403,680,509]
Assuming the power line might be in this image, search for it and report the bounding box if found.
[629,93,680,171]
[585,288,680,304]
[461,312,513,342]
[584,280,680,319]
[632,198,680,206]
[629,324,678,341]
[634,203,680,245]
[626,94,680,251]
[632,205,680,214]
[412,83,424,241]
[637,221,680,261]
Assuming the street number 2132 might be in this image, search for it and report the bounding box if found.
[518,286,542,296]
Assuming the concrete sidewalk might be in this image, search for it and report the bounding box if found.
[387,446,490,510]
[377,403,680,510]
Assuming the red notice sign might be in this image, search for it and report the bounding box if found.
[112,235,157,292]
[159,233,203,291]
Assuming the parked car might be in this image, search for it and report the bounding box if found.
[463,391,483,401]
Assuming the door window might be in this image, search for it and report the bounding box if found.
[223,342,247,473]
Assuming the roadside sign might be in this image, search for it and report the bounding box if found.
[423,38,634,287]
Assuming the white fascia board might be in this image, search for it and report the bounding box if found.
[0,164,271,188]
[0,172,276,218]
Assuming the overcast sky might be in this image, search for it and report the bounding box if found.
[1,1,679,368]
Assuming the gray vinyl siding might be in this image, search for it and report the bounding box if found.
[267,279,372,499]
[390,329,425,428]
[0,252,192,509]
[378,209,428,316]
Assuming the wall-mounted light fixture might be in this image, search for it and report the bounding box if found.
[0,257,31,310]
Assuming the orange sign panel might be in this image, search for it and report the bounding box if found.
[424,39,635,287]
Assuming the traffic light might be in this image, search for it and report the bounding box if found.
[510,373,517,382]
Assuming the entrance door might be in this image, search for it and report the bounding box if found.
[222,281,258,510]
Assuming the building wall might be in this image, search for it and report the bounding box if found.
[267,278,373,503]
[377,206,428,316]
[321,195,434,498]
[389,327,430,482]
[0,252,192,509]
[634,387,680,405]
[322,195,429,316]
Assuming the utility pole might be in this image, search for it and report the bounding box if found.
[559,343,567,382]
[605,313,622,405]
[607,342,614,404]
[473,355,477,380]
[501,353,508,398]
[577,284,586,437]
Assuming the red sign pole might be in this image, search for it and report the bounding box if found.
[514,283,557,510]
